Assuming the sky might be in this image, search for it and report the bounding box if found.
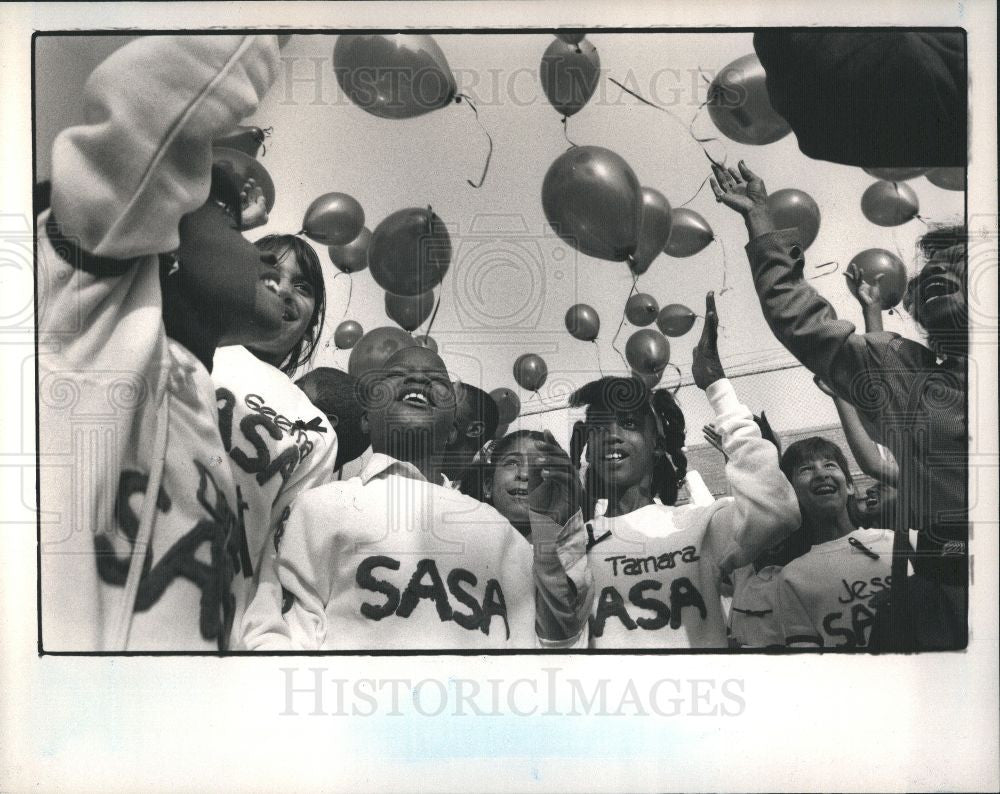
[34,32,965,452]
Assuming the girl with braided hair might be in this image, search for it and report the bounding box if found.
[571,292,800,649]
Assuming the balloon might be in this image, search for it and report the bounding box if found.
[708,54,791,146]
[347,326,419,379]
[632,369,664,389]
[625,329,670,374]
[863,167,927,182]
[656,304,697,337]
[513,353,548,391]
[847,249,908,309]
[214,125,266,157]
[625,293,659,327]
[542,146,642,262]
[414,334,438,353]
[540,38,600,118]
[565,303,600,341]
[664,208,713,257]
[333,320,364,350]
[925,167,964,191]
[630,187,673,276]
[490,387,521,425]
[327,226,371,274]
[555,31,586,46]
[861,181,920,227]
[385,290,435,332]
[369,207,452,296]
[333,34,457,119]
[302,193,365,245]
[766,188,821,249]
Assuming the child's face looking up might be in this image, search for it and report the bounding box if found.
[363,346,457,461]
[247,247,317,363]
[585,408,658,494]
[487,435,545,533]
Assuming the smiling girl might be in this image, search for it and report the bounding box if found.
[212,233,339,649]
[570,293,800,649]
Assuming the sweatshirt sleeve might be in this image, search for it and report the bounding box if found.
[703,379,801,572]
[241,493,332,651]
[744,229,903,401]
[529,508,594,648]
[51,35,281,259]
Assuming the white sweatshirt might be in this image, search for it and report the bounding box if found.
[585,379,800,649]
[777,528,894,648]
[212,346,339,649]
[37,35,281,650]
[242,453,592,650]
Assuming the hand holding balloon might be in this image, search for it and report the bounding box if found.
[845,262,884,309]
[239,178,269,231]
[692,292,726,390]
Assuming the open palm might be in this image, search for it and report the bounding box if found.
[710,161,768,216]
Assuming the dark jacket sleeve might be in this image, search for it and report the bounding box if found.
[744,229,902,403]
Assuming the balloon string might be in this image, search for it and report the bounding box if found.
[608,74,726,188]
[808,261,840,280]
[342,273,353,316]
[592,339,605,378]
[712,236,732,296]
[561,116,579,147]
[259,126,274,156]
[611,271,640,370]
[458,93,494,189]
[424,291,443,337]
[678,174,712,208]
[664,362,683,395]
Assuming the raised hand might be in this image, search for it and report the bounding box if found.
[702,423,727,459]
[709,161,768,216]
[239,177,269,231]
[528,430,583,528]
[844,262,884,308]
[692,291,726,390]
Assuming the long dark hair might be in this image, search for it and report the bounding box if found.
[253,234,326,376]
[569,376,688,520]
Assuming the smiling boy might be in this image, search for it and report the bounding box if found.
[242,346,591,649]
[774,437,894,649]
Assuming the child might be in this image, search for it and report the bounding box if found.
[295,367,371,473]
[476,430,548,539]
[212,234,339,649]
[570,293,800,649]
[775,437,894,649]
[440,382,500,489]
[712,161,968,650]
[242,346,591,649]
[38,35,285,650]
